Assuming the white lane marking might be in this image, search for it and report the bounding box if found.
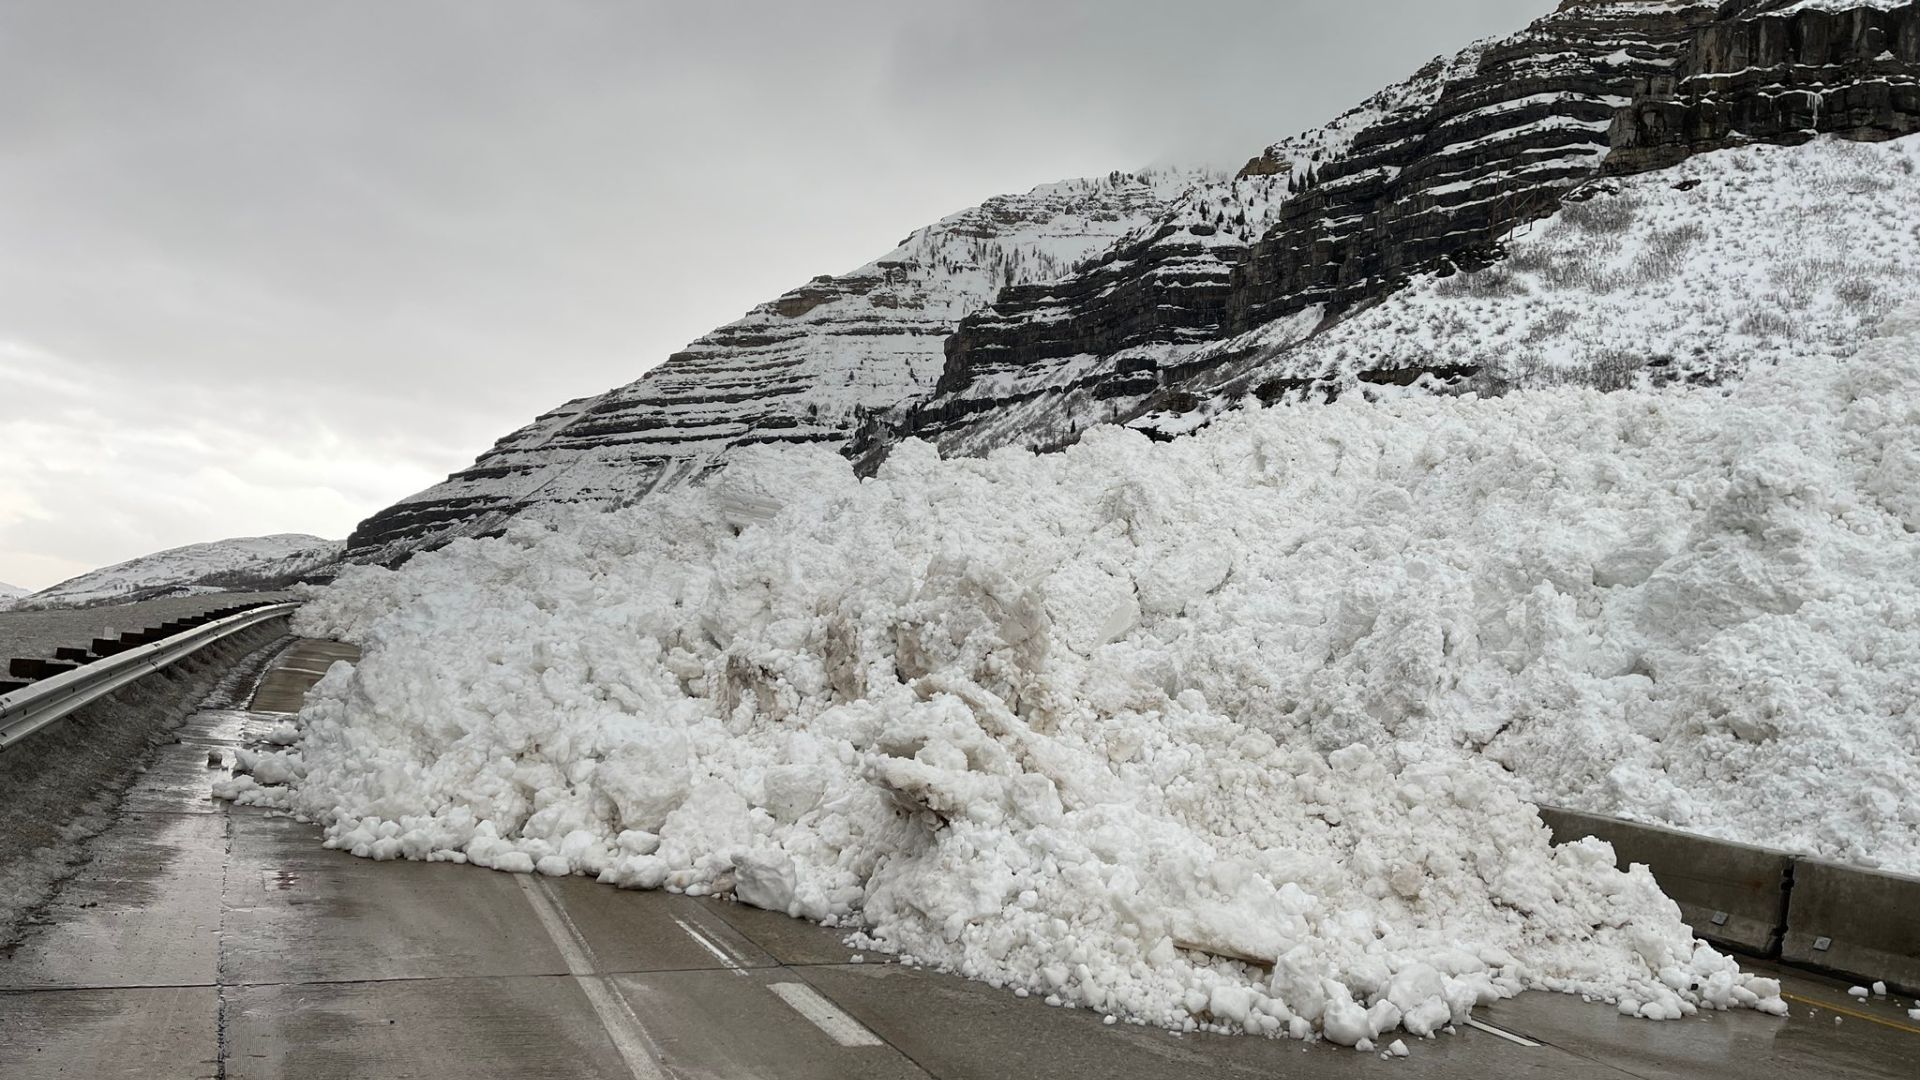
[516,875,669,1080]
[673,916,750,976]
[1466,1017,1541,1047]
[769,981,885,1047]
[540,879,606,968]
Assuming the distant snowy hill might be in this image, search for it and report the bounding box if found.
[14,534,343,610]
[0,581,27,611]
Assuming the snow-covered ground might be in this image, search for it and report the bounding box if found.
[0,581,26,611]
[1171,134,1920,414]
[222,305,1920,1046]
[1774,0,1908,12]
[15,534,341,610]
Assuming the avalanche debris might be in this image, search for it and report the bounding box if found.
[223,302,1920,1040]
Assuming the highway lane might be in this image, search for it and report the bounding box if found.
[249,639,359,712]
[0,642,1913,1079]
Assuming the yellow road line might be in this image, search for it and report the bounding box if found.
[1781,991,1920,1036]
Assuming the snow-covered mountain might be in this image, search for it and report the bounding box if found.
[346,0,1920,564]
[346,169,1210,563]
[0,581,27,611]
[888,0,1920,456]
[1134,133,1920,433]
[14,534,343,610]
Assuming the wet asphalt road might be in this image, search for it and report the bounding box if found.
[0,641,1914,1079]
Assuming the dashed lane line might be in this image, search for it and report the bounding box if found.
[672,916,751,977]
[1466,1017,1542,1047]
[515,875,669,1080]
[769,981,886,1047]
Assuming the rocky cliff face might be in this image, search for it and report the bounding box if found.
[1609,0,1920,172]
[840,48,1486,463]
[868,0,1920,460]
[882,0,1720,458]
[346,171,1203,562]
[350,0,1920,565]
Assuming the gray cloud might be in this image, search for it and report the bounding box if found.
[0,0,1551,588]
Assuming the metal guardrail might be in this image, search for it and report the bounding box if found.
[0,602,299,752]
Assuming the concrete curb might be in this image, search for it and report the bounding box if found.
[1537,806,1919,996]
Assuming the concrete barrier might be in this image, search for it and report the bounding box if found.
[1781,858,1920,996]
[1536,806,1792,957]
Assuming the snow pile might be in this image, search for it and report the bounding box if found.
[229,306,1920,1042]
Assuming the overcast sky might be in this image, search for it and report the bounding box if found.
[0,0,1550,590]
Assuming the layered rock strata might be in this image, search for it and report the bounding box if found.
[879,0,1920,459]
[350,0,1920,564]
[1609,0,1920,172]
[883,1,1723,458]
[346,172,1199,562]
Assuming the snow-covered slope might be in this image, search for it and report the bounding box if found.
[16,534,342,609]
[345,170,1210,563]
[233,301,1920,1047]
[1132,133,1920,429]
[900,0,1920,459]
[344,0,1918,563]
[884,0,1720,457]
[0,581,26,612]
